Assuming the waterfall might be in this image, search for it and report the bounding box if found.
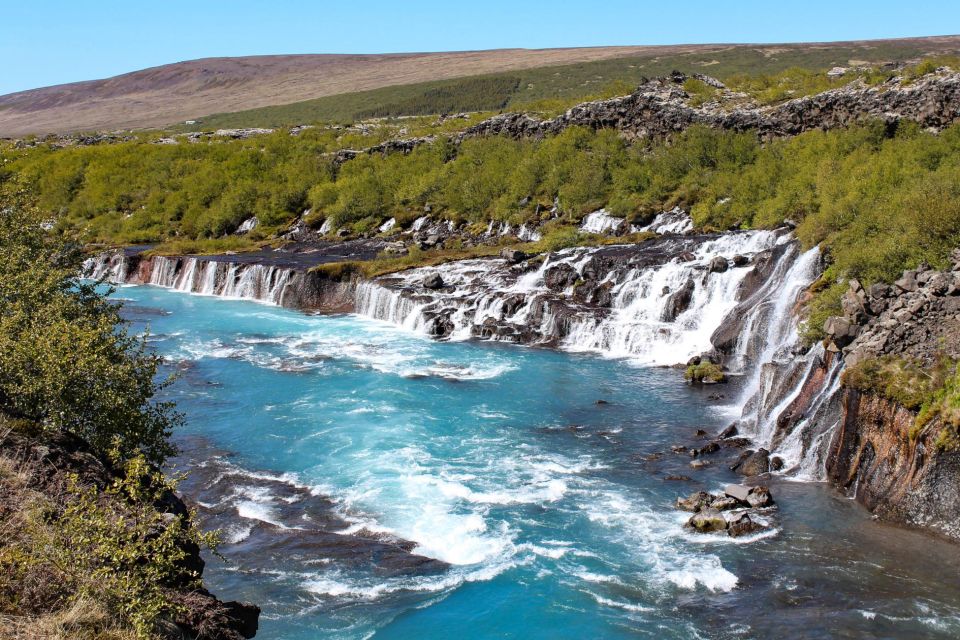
[85,252,294,306]
[580,209,626,234]
[354,230,813,366]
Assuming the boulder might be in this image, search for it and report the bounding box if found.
[661,277,696,322]
[689,459,710,469]
[708,256,729,273]
[746,486,775,508]
[676,491,712,512]
[727,513,765,538]
[687,507,727,533]
[500,248,528,264]
[717,423,738,439]
[543,263,579,291]
[731,254,749,267]
[733,448,770,476]
[723,484,752,503]
[895,270,918,293]
[710,496,740,511]
[690,442,720,457]
[422,273,445,289]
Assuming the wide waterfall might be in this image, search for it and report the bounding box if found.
[355,229,813,367]
[85,253,295,306]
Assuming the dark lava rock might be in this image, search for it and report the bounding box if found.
[733,448,771,477]
[671,445,689,453]
[422,273,445,289]
[500,248,528,264]
[687,507,727,533]
[694,429,709,438]
[690,442,720,457]
[543,263,579,291]
[718,423,739,439]
[727,513,765,538]
[708,256,729,273]
[661,277,695,322]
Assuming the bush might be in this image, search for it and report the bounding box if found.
[0,450,219,639]
[0,181,180,464]
[685,361,726,383]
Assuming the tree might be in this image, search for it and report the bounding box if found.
[0,178,181,464]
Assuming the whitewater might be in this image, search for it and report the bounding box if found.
[109,280,960,639]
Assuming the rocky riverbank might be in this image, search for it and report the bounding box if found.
[0,429,260,639]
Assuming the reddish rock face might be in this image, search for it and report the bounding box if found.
[826,389,960,541]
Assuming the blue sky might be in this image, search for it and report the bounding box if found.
[3,0,959,95]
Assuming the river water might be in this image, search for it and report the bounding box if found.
[114,284,960,639]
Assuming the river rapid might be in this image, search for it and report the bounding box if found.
[109,282,960,640]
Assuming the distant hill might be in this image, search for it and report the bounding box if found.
[2,36,959,136]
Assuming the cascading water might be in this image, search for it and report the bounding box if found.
[355,230,808,366]
[85,252,295,306]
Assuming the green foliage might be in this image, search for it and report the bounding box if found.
[0,451,219,638]
[842,356,950,411]
[914,363,960,451]
[682,78,718,106]
[0,180,180,464]
[356,76,521,119]
[685,361,725,383]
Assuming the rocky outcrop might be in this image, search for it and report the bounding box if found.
[0,430,260,638]
[826,390,960,541]
[676,484,777,538]
[826,252,960,366]
[330,70,960,163]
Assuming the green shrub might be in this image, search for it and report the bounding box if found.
[685,361,726,383]
[0,451,219,639]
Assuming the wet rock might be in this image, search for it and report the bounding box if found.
[732,254,749,267]
[733,448,770,476]
[770,456,785,471]
[422,273,445,289]
[500,248,528,264]
[718,423,739,439]
[676,491,712,512]
[708,256,729,273]
[727,513,765,538]
[671,445,689,453]
[693,429,709,438]
[543,263,578,291]
[687,507,727,533]
[746,486,775,508]
[690,442,720,457]
[710,496,740,511]
[723,484,752,503]
[661,277,695,321]
[689,459,710,469]
[664,475,692,482]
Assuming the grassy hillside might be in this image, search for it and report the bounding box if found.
[184,41,945,128]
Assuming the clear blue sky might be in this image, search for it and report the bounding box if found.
[4,0,959,95]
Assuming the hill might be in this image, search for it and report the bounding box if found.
[0,45,701,136]
[2,36,960,136]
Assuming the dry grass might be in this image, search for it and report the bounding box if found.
[0,599,139,640]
